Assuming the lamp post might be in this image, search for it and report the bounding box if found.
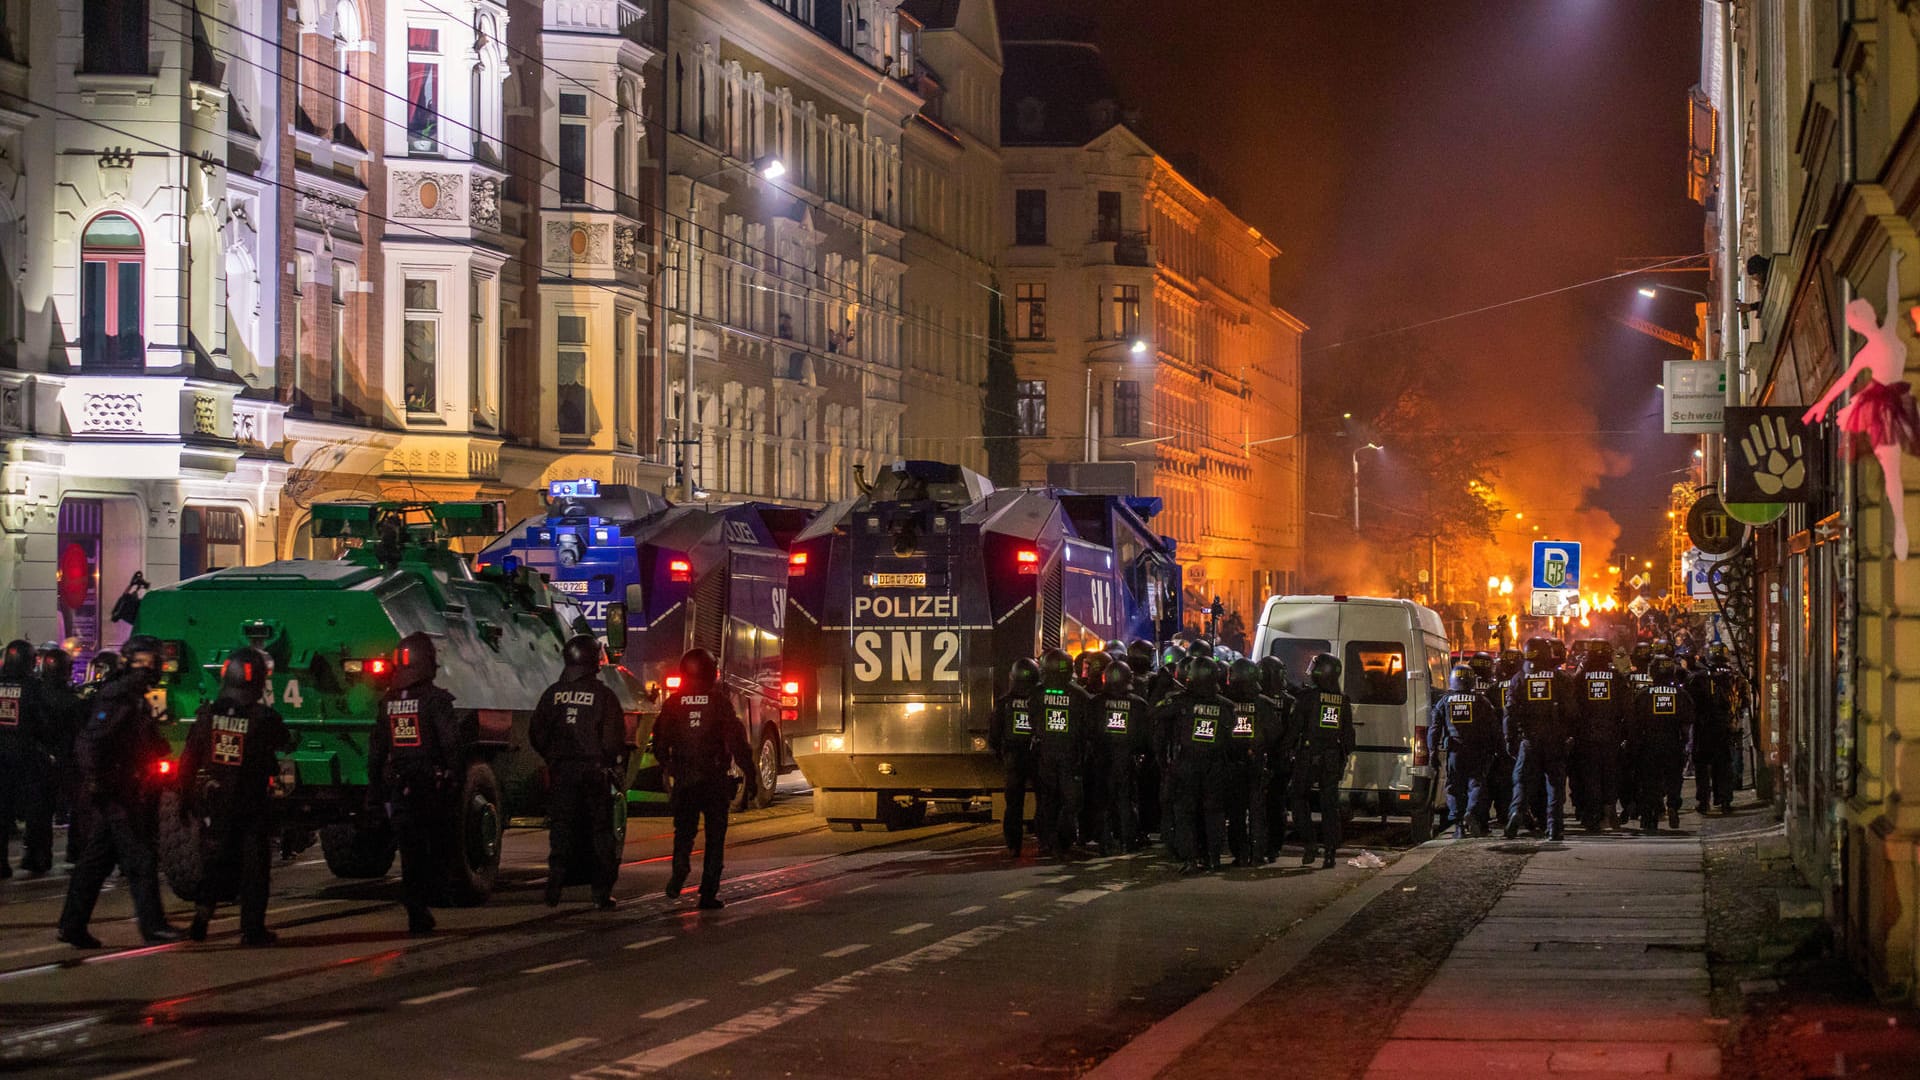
[1351,442,1383,531]
[1083,337,1150,463]
[678,155,785,500]
[1636,283,1709,302]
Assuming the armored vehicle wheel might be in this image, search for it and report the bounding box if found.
[158,791,218,904]
[443,761,503,906]
[319,822,396,879]
[751,726,780,810]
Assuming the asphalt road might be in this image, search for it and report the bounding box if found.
[0,781,1410,1079]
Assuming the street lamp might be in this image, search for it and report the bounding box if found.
[1084,338,1151,462]
[1351,442,1383,531]
[677,154,786,500]
[1637,282,1710,302]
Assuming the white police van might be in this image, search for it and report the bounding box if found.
[1251,595,1452,842]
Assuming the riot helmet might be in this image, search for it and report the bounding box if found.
[562,633,603,672]
[1186,655,1221,697]
[1105,640,1128,660]
[1225,658,1262,699]
[1307,653,1343,694]
[1008,657,1041,697]
[1448,663,1476,693]
[1467,652,1495,681]
[1102,659,1133,696]
[1258,655,1289,697]
[393,632,439,690]
[1652,638,1675,658]
[219,645,271,704]
[85,650,121,684]
[1,639,34,679]
[1548,638,1569,668]
[1495,648,1523,680]
[1126,640,1156,675]
[121,634,165,690]
[1629,642,1653,671]
[1039,647,1074,689]
[679,647,718,692]
[1077,649,1111,686]
[1649,655,1680,685]
[1580,641,1615,672]
[1707,644,1731,669]
[1523,636,1555,669]
[34,644,72,687]
[1160,645,1186,670]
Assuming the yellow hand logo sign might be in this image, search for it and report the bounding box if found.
[1740,414,1804,496]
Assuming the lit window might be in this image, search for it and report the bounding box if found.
[557,314,588,438]
[403,277,438,415]
[406,27,439,153]
[1107,284,1140,340]
[79,212,143,369]
[1014,283,1046,340]
[1016,379,1047,437]
[180,506,245,578]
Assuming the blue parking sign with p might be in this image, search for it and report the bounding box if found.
[1531,541,1581,591]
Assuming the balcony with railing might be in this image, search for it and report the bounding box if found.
[1086,229,1155,269]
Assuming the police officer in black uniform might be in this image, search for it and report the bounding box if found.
[1503,636,1577,841]
[57,636,180,947]
[531,635,628,909]
[1076,648,1114,845]
[989,658,1041,856]
[180,646,292,944]
[1159,655,1231,873]
[1573,642,1626,832]
[1127,641,1163,838]
[1630,655,1695,832]
[1032,648,1091,857]
[1432,663,1498,838]
[1620,642,1655,822]
[1257,656,1296,862]
[1487,648,1523,827]
[1291,653,1355,868]
[34,645,83,867]
[1222,659,1275,866]
[0,639,51,877]
[367,632,464,935]
[1092,660,1149,854]
[651,648,758,909]
[1688,648,1736,813]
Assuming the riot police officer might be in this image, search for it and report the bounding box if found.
[1290,654,1355,868]
[57,636,180,947]
[1620,642,1655,821]
[1573,642,1626,831]
[1258,656,1296,862]
[180,646,292,944]
[0,639,50,877]
[530,635,627,909]
[1158,655,1231,873]
[1092,660,1149,854]
[1076,649,1113,845]
[1503,636,1576,841]
[651,648,758,909]
[990,658,1042,856]
[1031,648,1091,857]
[1487,648,1523,827]
[1688,648,1736,813]
[1221,659,1276,865]
[1127,641,1163,838]
[367,632,464,935]
[1432,663,1498,838]
[35,645,84,866]
[1630,656,1694,832]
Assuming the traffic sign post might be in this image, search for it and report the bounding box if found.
[1531,541,1582,591]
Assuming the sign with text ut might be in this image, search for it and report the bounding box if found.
[1531,541,1582,591]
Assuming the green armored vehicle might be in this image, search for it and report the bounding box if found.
[134,500,648,905]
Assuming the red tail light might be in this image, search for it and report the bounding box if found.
[669,559,692,583]
[366,658,389,676]
[781,680,800,696]
[780,678,801,716]
[1016,549,1040,575]
[1412,725,1429,768]
[665,674,683,690]
[155,759,173,776]
[788,551,809,576]
[161,640,182,673]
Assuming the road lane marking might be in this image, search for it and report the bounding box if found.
[742,968,795,986]
[626,936,673,951]
[949,905,985,916]
[524,959,590,975]
[402,987,476,1006]
[821,944,869,958]
[640,999,707,1021]
[522,1037,601,1061]
[0,963,61,981]
[1,1017,99,1046]
[891,922,932,936]
[999,889,1032,900]
[97,1059,196,1080]
[0,943,65,961]
[1040,875,1074,884]
[265,1020,349,1041]
[845,883,878,893]
[1059,889,1114,904]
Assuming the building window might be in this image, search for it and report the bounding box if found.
[180,505,245,579]
[330,263,350,412]
[1113,380,1141,438]
[79,213,144,369]
[614,309,633,448]
[1096,190,1122,242]
[1014,283,1046,340]
[557,314,588,438]
[406,27,439,153]
[83,0,148,75]
[1014,188,1047,246]
[1106,284,1140,340]
[334,0,362,147]
[558,91,588,203]
[403,277,438,415]
[469,275,493,429]
[1016,379,1047,437]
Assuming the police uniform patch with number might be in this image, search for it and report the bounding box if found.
[1231,704,1255,738]
[1526,676,1553,702]
[0,684,18,726]
[1589,675,1613,701]
[1012,707,1033,735]
[1045,707,1070,733]
[1653,690,1677,715]
[387,698,421,747]
[1449,698,1472,721]
[1106,706,1130,732]
[1192,717,1217,742]
[210,711,249,765]
[1319,704,1341,728]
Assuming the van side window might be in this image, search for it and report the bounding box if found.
[1266,637,1331,682]
[1345,641,1408,706]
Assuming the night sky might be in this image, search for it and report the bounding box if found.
[999,1,1706,592]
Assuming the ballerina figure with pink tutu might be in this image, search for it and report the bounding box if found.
[1804,247,1917,561]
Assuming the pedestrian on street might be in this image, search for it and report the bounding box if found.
[1031,648,1091,858]
[1503,636,1576,842]
[989,658,1041,857]
[1574,642,1626,832]
[651,648,758,909]
[1159,655,1231,873]
[1432,663,1498,838]
[1687,648,1736,813]
[367,632,465,936]
[56,636,181,947]
[529,635,627,910]
[179,646,292,945]
[1257,656,1296,862]
[0,639,52,877]
[1092,660,1149,854]
[1290,654,1354,869]
[1630,655,1695,832]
